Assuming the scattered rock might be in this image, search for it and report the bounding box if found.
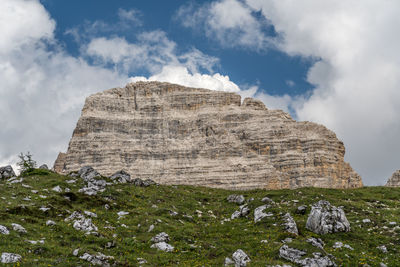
[72,248,79,256]
[362,219,371,223]
[0,225,10,235]
[282,213,298,235]
[137,258,147,265]
[227,195,245,205]
[132,178,156,187]
[73,218,98,233]
[150,232,174,252]
[150,242,174,252]
[110,170,131,183]
[117,211,129,219]
[296,205,307,215]
[79,252,114,266]
[78,166,101,181]
[46,220,56,226]
[39,164,49,170]
[279,245,335,266]
[306,237,325,250]
[225,257,235,266]
[79,179,107,196]
[148,224,155,232]
[11,223,27,233]
[377,245,388,253]
[52,185,62,193]
[306,200,350,234]
[0,165,16,179]
[231,204,250,219]
[151,232,169,243]
[1,253,21,263]
[261,197,275,204]
[254,205,272,223]
[232,249,251,267]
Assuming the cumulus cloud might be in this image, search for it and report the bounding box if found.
[186,0,400,184]
[0,0,245,171]
[130,65,240,92]
[176,0,273,51]
[0,0,130,170]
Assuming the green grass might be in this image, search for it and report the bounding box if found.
[0,171,399,266]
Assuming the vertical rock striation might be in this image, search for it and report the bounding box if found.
[54,81,362,190]
[385,170,400,187]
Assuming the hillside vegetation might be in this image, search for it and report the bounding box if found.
[0,170,399,266]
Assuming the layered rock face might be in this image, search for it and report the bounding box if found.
[385,170,400,187]
[54,82,362,190]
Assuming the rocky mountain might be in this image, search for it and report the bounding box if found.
[54,81,362,190]
[386,170,400,187]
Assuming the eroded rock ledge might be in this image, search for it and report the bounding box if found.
[54,81,363,190]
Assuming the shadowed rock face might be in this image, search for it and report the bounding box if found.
[386,170,400,187]
[53,81,363,190]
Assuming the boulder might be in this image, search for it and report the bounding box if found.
[254,205,273,223]
[0,165,15,179]
[227,195,245,205]
[150,242,174,252]
[1,253,21,263]
[279,245,335,266]
[282,213,298,235]
[11,223,27,233]
[39,164,49,170]
[0,225,10,235]
[231,205,250,219]
[151,232,169,243]
[79,252,113,266]
[306,200,350,234]
[78,166,101,181]
[232,249,251,267]
[385,170,400,187]
[110,170,131,183]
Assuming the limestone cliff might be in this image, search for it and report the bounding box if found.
[54,82,363,190]
[385,170,400,187]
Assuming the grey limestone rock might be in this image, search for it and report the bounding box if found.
[79,252,113,266]
[232,249,251,267]
[110,170,131,183]
[296,205,307,215]
[53,82,362,190]
[306,200,350,234]
[78,166,100,181]
[1,253,21,263]
[150,242,174,252]
[231,204,250,219]
[227,194,245,205]
[39,164,49,170]
[11,223,27,233]
[254,205,272,223]
[0,165,15,179]
[151,232,169,243]
[306,237,325,250]
[0,225,10,235]
[386,170,400,187]
[279,245,336,266]
[282,213,298,235]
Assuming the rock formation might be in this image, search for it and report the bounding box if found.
[54,81,362,190]
[385,170,400,187]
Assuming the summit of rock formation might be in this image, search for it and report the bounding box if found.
[54,81,363,190]
[385,170,400,187]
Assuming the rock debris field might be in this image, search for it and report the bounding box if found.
[0,165,399,266]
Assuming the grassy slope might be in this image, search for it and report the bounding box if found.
[0,170,399,266]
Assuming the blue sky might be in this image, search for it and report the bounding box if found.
[41,0,314,98]
[1,0,400,185]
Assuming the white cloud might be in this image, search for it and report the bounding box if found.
[0,0,128,169]
[118,8,142,25]
[0,0,243,172]
[176,0,273,51]
[130,65,240,92]
[245,0,400,185]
